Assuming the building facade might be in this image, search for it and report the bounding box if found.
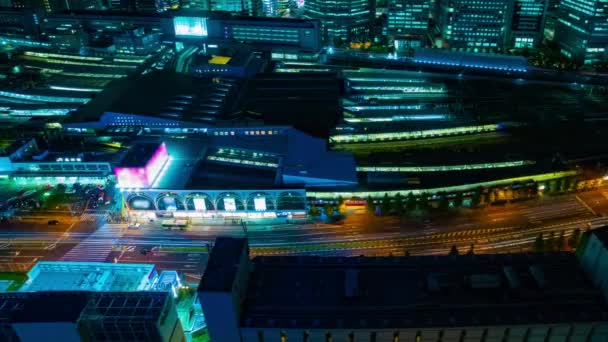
[554,0,608,64]
[508,0,548,48]
[0,291,185,342]
[304,0,374,44]
[438,0,511,52]
[387,0,430,48]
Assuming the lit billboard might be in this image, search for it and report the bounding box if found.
[254,197,266,211]
[193,198,206,211]
[174,16,208,37]
[116,142,169,188]
[144,142,169,186]
[132,199,152,210]
[223,198,236,211]
[115,167,147,188]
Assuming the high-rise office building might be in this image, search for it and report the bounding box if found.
[554,0,608,64]
[438,0,510,52]
[199,236,608,342]
[209,0,260,16]
[387,0,430,48]
[508,0,547,48]
[260,0,278,16]
[304,0,374,44]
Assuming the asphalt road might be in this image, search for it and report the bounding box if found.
[2,189,608,279]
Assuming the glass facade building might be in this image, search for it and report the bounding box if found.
[555,0,608,64]
[304,0,374,43]
[438,0,511,52]
[387,0,430,47]
[509,0,548,48]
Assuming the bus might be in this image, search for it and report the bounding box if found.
[161,219,189,230]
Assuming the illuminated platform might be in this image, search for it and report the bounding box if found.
[20,261,157,292]
[123,188,307,218]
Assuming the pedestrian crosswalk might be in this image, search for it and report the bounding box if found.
[61,224,125,262]
[79,212,107,223]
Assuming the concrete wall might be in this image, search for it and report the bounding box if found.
[240,323,608,342]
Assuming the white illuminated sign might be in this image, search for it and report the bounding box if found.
[132,199,151,209]
[174,16,208,37]
[193,198,206,211]
[254,197,266,211]
[223,198,236,211]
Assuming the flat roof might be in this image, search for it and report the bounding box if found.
[242,252,608,329]
[198,237,247,292]
[209,56,232,65]
[66,71,239,125]
[21,261,156,292]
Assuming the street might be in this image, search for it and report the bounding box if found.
[0,188,607,280]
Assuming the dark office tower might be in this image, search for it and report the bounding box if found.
[180,0,209,10]
[438,0,510,52]
[387,0,431,48]
[555,0,608,64]
[304,0,374,44]
[135,0,156,12]
[508,0,548,48]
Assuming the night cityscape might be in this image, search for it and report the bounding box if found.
[0,0,607,340]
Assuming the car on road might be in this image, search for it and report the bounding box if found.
[140,248,149,255]
[128,223,141,229]
[48,220,59,225]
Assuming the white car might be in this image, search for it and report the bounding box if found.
[128,223,141,229]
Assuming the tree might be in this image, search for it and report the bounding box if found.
[406,192,416,211]
[472,187,483,206]
[381,193,391,215]
[393,193,404,215]
[323,203,334,217]
[449,245,459,256]
[489,189,497,204]
[453,192,463,208]
[438,192,449,211]
[466,243,475,255]
[337,195,345,206]
[568,228,581,249]
[309,204,320,217]
[556,231,566,251]
[366,195,375,214]
[533,233,545,253]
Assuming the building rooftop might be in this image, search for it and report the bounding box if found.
[241,252,608,329]
[20,261,157,292]
[65,71,240,125]
[198,237,247,292]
